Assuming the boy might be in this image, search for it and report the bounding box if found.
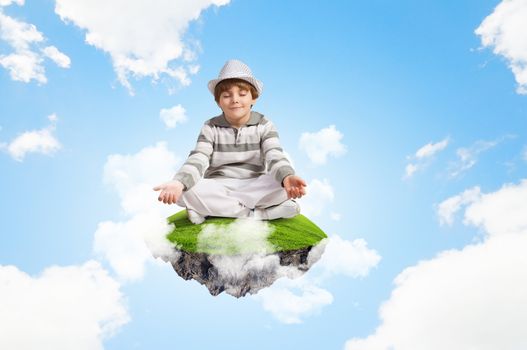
[153,59,307,224]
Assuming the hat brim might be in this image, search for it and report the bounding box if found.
[208,75,263,96]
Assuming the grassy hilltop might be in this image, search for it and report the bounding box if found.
[166,210,327,255]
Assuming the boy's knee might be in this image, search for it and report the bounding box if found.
[186,178,214,195]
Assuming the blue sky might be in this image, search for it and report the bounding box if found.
[1,0,527,349]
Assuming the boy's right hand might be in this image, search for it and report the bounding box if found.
[153,180,185,205]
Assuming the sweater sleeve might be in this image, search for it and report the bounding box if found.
[172,123,214,191]
[260,118,295,185]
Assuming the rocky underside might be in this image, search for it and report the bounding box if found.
[165,243,326,298]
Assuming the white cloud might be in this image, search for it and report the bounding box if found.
[0,0,24,6]
[0,7,69,83]
[0,51,45,82]
[103,141,180,213]
[42,45,71,68]
[198,218,275,256]
[464,179,527,236]
[1,115,61,161]
[0,260,129,350]
[476,0,527,94]
[313,235,381,280]
[54,0,230,94]
[297,178,334,217]
[0,10,42,48]
[299,125,347,165]
[188,64,200,75]
[405,138,449,178]
[346,179,527,350]
[94,210,176,281]
[415,138,449,159]
[437,186,481,226]
[160,104,188,129]
[253,276,334,324]
[253,235,380,324]
[95,142,182,281]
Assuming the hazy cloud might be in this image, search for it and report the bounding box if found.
[330,212,341,221]
[405,138,449,178]
[448,139,501,178]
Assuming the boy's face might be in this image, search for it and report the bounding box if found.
[217,85,257,126]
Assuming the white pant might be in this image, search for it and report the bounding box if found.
[176,173,288,218]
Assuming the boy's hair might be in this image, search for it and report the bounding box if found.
[214,78,259,102]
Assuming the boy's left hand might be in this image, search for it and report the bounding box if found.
[283,175,307,199]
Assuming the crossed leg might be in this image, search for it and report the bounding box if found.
[176,174,297,220]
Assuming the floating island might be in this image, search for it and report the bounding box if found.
[161,210,328,298]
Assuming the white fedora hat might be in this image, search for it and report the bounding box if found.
[208,59,263,96]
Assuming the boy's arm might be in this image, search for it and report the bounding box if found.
[172,123,214,191]
[260,119,295,186]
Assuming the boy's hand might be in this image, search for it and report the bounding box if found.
[153,180,185,205]
[283,175,307,199]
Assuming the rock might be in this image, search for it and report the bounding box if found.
[166,242,326,298]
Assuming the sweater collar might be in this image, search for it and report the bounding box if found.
[210,111,263,127]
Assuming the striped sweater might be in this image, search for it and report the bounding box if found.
[173,111,295,191]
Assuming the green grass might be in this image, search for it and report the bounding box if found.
[166,210,327,255]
